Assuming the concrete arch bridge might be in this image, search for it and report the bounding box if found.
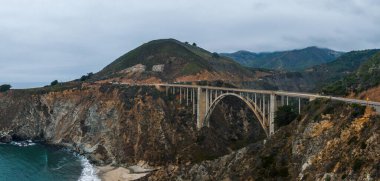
[123,83,380,137]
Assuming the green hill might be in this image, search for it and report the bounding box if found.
[322,51,380,95]
[242,49,380,93]
[95,39,255,82]
[221,47,343,71]
[309,49,379,82]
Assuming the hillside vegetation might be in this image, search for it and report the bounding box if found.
[244,49,380,93]
[146,99,380,180]
[322,51,380,96]
[222,46,343,71]
[95,39,256,83]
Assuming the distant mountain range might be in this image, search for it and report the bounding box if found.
[92,39,380,97]
[221,47,344,71]
[242,49,380,94]
[8,38,380,101]
[322,50,380,97]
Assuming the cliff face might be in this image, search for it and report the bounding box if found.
[0,85,264,166]
[1,86,379,180]
[145,100,380,181]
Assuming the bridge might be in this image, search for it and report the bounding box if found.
[120,83,380,137]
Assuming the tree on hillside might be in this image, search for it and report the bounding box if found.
[192,42,197,47]
[274,105,298,127]
[80,72,94,81]
[0,84,11,92]
[212,52,220,58]
[50,80,59,86]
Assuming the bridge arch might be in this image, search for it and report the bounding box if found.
[203,93,269,136]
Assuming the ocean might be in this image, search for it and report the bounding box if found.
[0,142,100,181]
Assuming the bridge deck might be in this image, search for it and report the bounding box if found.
[131,83,380,108]
[113,82,380,136]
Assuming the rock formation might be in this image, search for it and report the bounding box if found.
[0,84,378,180]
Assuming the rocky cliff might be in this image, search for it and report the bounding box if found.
[0,85,379,180]
[144,100,380,181]
[0,84,264,167]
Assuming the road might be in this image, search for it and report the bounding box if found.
[115,82,380,110]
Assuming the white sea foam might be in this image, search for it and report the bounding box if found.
[77,155,101,181]
[10,140,36,147]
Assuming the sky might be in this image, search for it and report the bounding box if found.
[1,0,380,88]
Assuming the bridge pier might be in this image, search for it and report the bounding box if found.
[281,95,284,106]
[269,94,276,135]
[298,97,301,114]
[192,88,196,115]
[186,88,189,106]
[263,95,266,120]
[197,87,207,129]
[180,88,182,104]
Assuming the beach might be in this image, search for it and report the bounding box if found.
[97,165,154,181]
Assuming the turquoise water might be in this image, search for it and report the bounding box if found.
[0,143,99,181]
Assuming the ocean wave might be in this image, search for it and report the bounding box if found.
[10,140,36,147]
[77,155,101,181]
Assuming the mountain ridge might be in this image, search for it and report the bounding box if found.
[93,39,262,85]
[322,50,380,99]
[239,49,380,93]
[221,46,344,71]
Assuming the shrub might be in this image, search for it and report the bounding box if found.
[275,105,298,127]
[50,80,59,86]
[212,52,220,58]
[352,159,364,171]
[0,84,11,92]
[350,103,366,118]
[80,72,94,81]
[261,155,275,168]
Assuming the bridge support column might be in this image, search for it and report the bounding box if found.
[193,88,196,115]
[180,88,182,104]
[205,89,209,112]
[263,95,266,119]
[186,88,189,106]
[281,96,284,106]
[197,87,207,129]
[259,96,262,112]
[298,98,301,114]
[190,88,193,102]
[287,96,289,105]
[269,94,276,135]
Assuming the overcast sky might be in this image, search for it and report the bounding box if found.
[1,0,380,88]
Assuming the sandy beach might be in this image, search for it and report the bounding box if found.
[97,165,154,181]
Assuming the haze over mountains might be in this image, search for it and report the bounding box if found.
[222,46,344,71]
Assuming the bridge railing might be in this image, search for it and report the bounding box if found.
[119,83,380,111]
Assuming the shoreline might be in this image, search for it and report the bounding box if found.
[0,141,101,181]
[97,165,153,181]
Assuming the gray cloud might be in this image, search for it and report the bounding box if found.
[0,0,379,88]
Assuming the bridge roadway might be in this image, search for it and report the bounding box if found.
[117,83,380,136]
[150,83,380,108]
